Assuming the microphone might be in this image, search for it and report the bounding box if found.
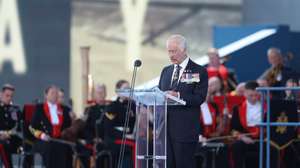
[134,59,142,67]
[117,59,142,168]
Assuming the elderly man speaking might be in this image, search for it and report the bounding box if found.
[158,34,208,168]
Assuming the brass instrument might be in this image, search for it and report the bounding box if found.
[265,64,283,86]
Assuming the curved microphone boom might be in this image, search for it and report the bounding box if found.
[117,59,142,168]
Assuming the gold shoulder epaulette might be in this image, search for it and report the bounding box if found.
[105,112,116,120]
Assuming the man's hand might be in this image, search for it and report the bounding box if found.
[0,132,10,140]
[40,133,50,141]
[199,135,208,143]
[166,91,179,98]
[199,135,208,146]
[93,138,103,144]
[240,135,255,144]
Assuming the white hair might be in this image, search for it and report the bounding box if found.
[95,83,106,92]
[267,47,282,56]
[207,48,219,57]
[166,34,187,51]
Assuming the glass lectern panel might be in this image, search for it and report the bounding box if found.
[117,88,185,168]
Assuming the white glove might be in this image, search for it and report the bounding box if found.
[199,135,208,143]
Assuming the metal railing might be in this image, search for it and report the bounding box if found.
[257,87,300,168]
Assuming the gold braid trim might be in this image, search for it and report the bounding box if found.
[265,64,283,86]
[105,112,116,120]
[269,139,296,150]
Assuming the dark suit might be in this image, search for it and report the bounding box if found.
[80,103,107,168]
[84,104,107,143]
[0,103,22,168]
[158,59,208,168]
[103,98,136,168]
[30,103,72,168]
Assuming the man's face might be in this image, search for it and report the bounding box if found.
[57,91,64,104]
[119,82,130,100]
[268,52,281,67]
[236,85,245,96]
[208,77,222,94]
[94,87,106,102]
[257,79,268,87]
[208,54,220,67]
[245,89,260,104]
[1,89,14,105]
[120,82,130,90]
[286,81,297,87]
[46,88,58,103]
[167,40,186,65]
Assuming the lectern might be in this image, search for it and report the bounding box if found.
[117,88,186,168]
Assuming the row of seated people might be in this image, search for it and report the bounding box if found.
[200,47,299,168]
[197,80,300,168]
[0,84,79,168]
[0,80,136,168]
[0,47,299,167]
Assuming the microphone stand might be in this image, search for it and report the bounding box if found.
[117,60,142,168]
[95,108,106,167]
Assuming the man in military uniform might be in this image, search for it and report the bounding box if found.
[29,85,72,168]
[103,80,136,168]
[84,84,109,145]
[0,84,22,168]
[80,84,110,167]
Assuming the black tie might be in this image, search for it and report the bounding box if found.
[170,65,181,90]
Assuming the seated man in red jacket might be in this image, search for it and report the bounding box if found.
[29,85,72,168]
[231,81,262,168]
[206,48,237,92]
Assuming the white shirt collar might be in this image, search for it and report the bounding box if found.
[246,100,260,108]
[171,57,189,83]
[47,101,59,125]
[176,56,189,70]
[47,101,57,107]
[179,56,189,78]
